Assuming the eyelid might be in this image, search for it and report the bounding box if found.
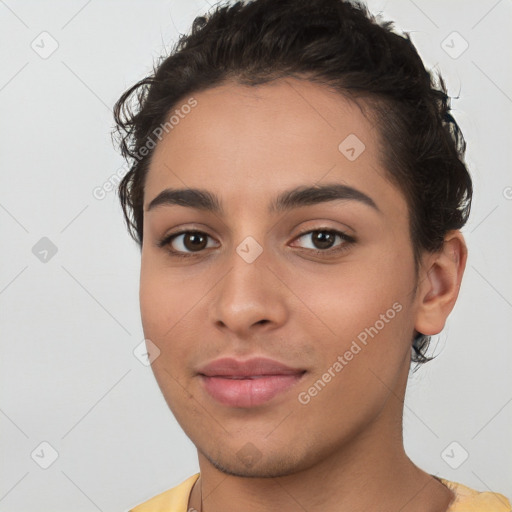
[290,227,355,251]
[157,228,219,251]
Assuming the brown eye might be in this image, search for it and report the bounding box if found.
[310,231,336,249]
[295,229,347,251]
[159,230,218,256]
[181,232,208,252]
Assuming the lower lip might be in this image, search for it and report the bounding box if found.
[200,373,305,407]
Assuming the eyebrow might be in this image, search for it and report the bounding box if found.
[146,183,380,214]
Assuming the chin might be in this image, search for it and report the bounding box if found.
[201,444,314,479]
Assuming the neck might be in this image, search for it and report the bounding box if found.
[190,435,452,512]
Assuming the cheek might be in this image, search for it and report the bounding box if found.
[295,244,416,389]
[314,293,411,389]
[294,287,413,435]
[139,254,202,337]
[138,260,202,416]
[139,262,170,337]
[139,255,216,386]
[302,250,412,339]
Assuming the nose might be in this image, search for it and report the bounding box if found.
[209,243,288,339]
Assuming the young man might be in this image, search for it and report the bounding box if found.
[113,0,511,510]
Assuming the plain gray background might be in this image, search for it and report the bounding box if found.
[1,0,511,510]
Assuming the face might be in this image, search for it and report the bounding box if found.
[140,78,421,477]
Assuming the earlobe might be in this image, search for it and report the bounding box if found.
[414,231,468,336]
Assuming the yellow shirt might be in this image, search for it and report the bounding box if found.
[130,473,511,512]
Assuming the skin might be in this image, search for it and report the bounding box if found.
[139,78,467,512]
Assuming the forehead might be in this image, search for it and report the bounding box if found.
[144,78,406,219]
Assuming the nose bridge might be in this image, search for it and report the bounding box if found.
[209,230,286,334]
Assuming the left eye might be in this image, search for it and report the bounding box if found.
[292,229,352,251]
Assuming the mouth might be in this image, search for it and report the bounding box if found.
[199,372,306,407]
[197,356,307,408]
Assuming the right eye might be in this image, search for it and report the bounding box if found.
[158,230,219,258]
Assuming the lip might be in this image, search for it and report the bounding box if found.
[198,357,306,407]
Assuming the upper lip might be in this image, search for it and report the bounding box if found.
[198,357,305,377]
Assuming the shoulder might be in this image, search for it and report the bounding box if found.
[129,473,200,512]
[440,478,512,512]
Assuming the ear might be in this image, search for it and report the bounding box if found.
[414,230,468,336]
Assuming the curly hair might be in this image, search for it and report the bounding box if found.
[113,0,472,366]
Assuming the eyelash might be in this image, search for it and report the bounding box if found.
[157,228,355,259]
